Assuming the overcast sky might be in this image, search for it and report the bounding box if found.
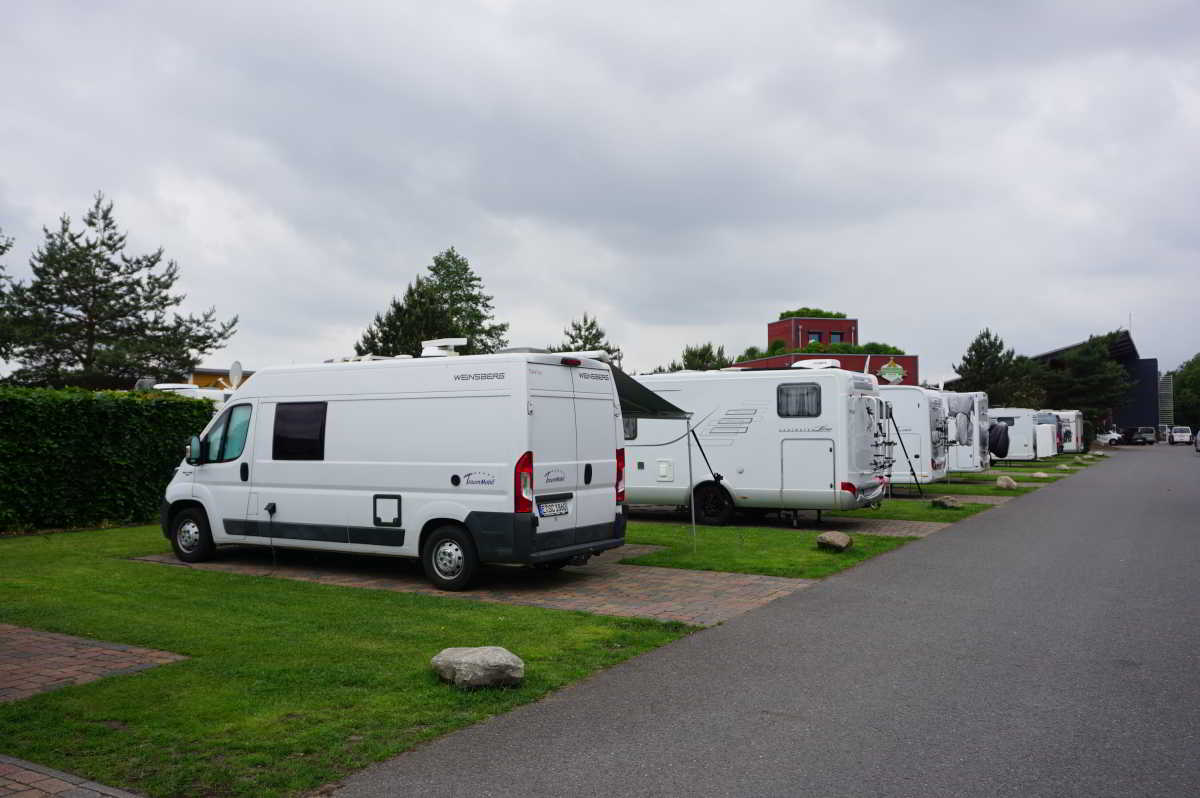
[2,0,1197,381]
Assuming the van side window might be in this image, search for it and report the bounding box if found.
[996,417,1016,426]
[203,412,228,462]
[273,402,328,461]
[623,416,637,441]
[221,405,252,461]
[777,384,820,417]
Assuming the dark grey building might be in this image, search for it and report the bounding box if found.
[1031,331,1158,428]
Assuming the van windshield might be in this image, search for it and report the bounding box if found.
[1174,427,1190,433]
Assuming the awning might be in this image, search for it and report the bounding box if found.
[612,367,690,419]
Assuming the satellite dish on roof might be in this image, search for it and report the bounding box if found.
[229,361,243,388]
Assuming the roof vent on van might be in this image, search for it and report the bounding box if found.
[791,359,841,369]
[421,338,468,357]
[322,354,411,363]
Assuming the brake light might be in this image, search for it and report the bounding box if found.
[560,357,581,366]
[515,451,534,513]
[616,448,626,503]
[839,481,857,496]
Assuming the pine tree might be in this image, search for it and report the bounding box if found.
[355,248,508,357]
[952,329,1015,396]
[0,228,13,359]
[653,342,732,372]
[0,194,237,387]
[1042,335,1132,429]
[549,313,622,365]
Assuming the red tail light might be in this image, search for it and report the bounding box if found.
[839,481,857,496]
[616,448,626,503]
[515,451,534,513]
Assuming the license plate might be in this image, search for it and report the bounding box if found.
[538,501,569,518]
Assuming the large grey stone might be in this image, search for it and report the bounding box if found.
[995,476,1018,490]
[931,495,963,509]
[432,647,525,689]
[1032,472,1050,478]
[816,530,853,552]
[1056,464,1072,471]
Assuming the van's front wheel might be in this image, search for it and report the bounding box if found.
[170,507,215,563]
[693,484,733,526]
[423,526,479,591]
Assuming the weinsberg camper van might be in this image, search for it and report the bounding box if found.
[624,364,891,524]
[990,407,1037,460]
[944,390,990,472]
[878,385,949,484]
[161,341,653,590]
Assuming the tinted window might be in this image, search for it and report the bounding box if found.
[622,416,637,441]
[203,413,228,462]
[778,384,821,417]
[273,402,327,460]
[807,331,822,343]
[996,417,1016,426]
[830,331,843,343]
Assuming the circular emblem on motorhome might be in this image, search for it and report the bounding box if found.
[878,358,906,384]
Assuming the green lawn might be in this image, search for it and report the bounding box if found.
[889,482,1037,496]
[623,520,914,579]
[0,527,690,797]
[949,471,1063,483]
[828,499,991,523]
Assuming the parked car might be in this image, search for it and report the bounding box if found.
[1169,426,1193,445]
[1133,426,1157,445]
[1095,429,1122,446]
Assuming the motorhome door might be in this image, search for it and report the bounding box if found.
[781,438,835,507]
[193,400,255,538]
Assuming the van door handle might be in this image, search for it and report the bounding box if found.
[240,463,249,482]
[584,464,593,485]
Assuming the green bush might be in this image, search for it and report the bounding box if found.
[778,307,847,320]
[0,387,213,532]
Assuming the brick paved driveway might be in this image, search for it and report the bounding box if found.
[0,754,141,797]
[137,546,813,627]
[0,624,185,704]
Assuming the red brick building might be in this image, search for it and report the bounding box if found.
[740,315,920,386]
[767,316,859,348]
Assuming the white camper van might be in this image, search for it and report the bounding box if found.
[944,391,990,472]
[1034,411,1062,457]
[990,407,1037,461]
[624,366,891,523]
[160,342,645,590]
[879,385,949,484]
[1055,410,1084,453]
[154,383,232,414]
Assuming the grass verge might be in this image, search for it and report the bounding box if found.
[623,521,914,579]
[889,482,1037,497]
[949,471,1063,483]
[0,526,690,797]
[827,499,991,523]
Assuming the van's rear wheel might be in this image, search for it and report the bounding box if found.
[170,507,215,563]
[694,484,733,526]
[423,526,479,591]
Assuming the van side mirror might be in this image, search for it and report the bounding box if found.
[186,436,203,465]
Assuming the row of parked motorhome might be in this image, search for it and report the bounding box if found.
[160,342,1082,589]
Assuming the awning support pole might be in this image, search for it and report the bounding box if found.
[686,413,697,552]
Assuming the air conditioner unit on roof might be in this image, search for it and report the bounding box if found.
[792,358,841,369]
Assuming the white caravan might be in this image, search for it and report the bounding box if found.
[624,366,891,523]
[161,342,649,590]
[944,391,990,472]
[1055,410,1084,453]
[879,385,949,484]
[990,407,1038,460]
[154,383,232,414]
[1034,411,1062,457]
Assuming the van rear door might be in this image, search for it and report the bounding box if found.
[571,362,618,541]
[527,362,581,550]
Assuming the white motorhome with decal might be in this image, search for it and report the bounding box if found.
[990,407,1038,461]
[624,365,891,523]
[944,391,990,472]
[161,341,639,590]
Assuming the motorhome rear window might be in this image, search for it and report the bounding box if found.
[623,416,638,441]
[777,383,820,417]
[996,417,1016,426]
[273,402,327,460]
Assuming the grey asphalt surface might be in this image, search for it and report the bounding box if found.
[335,447,1200,798]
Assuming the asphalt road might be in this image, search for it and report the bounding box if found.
[336,447,1200,798]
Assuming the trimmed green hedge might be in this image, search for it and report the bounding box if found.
[0,387,214,532]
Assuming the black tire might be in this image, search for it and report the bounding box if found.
[422,525,479,591]
[170,507,215,563]
[693,483,734,526]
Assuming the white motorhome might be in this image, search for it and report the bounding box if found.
[154,383,232,414]
[990,407,1037,460]
[160,342,654,589]
[1034,411,1062,456]
[1055,410,1084,453]
[879,385,949,484]
[944,391,990,472]
[624,365,891,523]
